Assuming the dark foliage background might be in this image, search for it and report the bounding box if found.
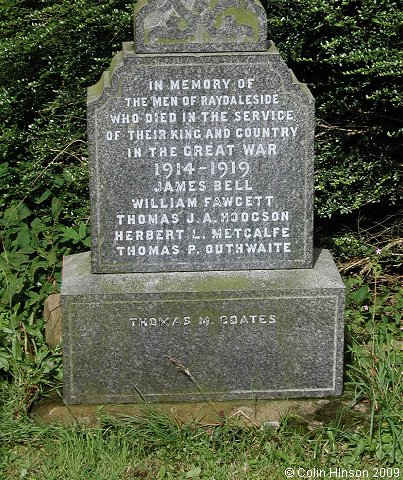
[1,0,401,221]
[268,0,402,217]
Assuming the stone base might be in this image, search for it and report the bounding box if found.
[32,396,360,429]
[44,293,62,348]
[61,249,345,405]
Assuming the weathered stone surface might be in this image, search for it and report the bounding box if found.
[44,293,62,348]
[60,1,344,407]
[61,249,344,404]
[88,42,314,273]
[133,0,268,54]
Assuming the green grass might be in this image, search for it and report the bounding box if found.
[0,233,402,479]
[0,385,400,480]
[1,303,402,480]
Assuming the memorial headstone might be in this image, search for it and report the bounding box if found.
[61,0,345,404]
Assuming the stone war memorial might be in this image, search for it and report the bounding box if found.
[61,0,345,405]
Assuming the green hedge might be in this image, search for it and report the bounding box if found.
[1,0,401,219]
[267,0,402,216]
[0,1,133,226]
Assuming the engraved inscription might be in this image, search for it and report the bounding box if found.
[90,53,314,272]
[100,73,302,263]
[130,313,277,327]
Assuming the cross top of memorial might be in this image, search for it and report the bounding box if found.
[134,0,268,53]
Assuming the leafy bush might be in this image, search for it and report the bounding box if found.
[1,1,401,219]
[267,0,402,216]
[0,1,133,389]
[0,198,89,399]
[0,0,133,223]
[344,272,402,464]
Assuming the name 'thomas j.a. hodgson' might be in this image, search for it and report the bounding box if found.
[116,210,289,226]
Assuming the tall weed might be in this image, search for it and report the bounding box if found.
[0,198,90,400]
[344,252,403,465]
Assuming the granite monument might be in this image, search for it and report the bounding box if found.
[61,0,345,404]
